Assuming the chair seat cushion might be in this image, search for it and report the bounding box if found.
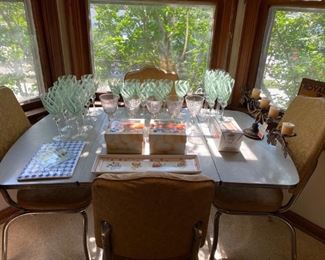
[213,185,283,213]
[17,186,91,210]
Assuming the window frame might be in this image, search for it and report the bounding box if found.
[22,0,65,118]
[255,6,325,96]
[88,0,238,74]
[231,0,325,108]
[0,0,44,105]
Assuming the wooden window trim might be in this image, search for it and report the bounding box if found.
[30,0,65,89]
[17,0,65,120]
[247,0,325,91]
[231,0,325,108]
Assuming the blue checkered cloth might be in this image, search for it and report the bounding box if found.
[17,141,85,181]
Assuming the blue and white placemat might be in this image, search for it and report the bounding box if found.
[17,141,85,181]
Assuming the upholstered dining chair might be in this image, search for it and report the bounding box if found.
[124,66,179,95]
[0,87,91,260]
[92,172,215,260]
[210,96,325,260]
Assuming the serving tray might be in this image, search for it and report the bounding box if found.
[17,141,85,181]
[91,154,201,174]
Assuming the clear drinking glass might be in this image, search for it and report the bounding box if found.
[146,98,163,119]
[99,93,119,128]
[186,94,204,118]
[166,96,183,119]
[185,94,204,136]
[124,97,141,117]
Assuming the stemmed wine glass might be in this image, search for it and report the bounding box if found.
[175,80,189,99]
[204,70,235,121]
[185,94,204,137]
[204,70,220,118]
[40,92,65,141]
[138,79,156,116]
[99,93,119,128]
[217,73,235,121]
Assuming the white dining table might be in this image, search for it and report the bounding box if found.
[0,108,299,190]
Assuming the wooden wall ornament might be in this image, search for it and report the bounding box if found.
[298,78,325,98]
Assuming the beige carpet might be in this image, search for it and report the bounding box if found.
[1,207,324,260]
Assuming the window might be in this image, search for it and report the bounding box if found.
[0,0,43,103]
[89,1,215,92]
[255,7,325,108]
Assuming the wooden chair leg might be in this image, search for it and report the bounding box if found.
[209,211,222,260]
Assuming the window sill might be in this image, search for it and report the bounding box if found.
[25,107,48,125]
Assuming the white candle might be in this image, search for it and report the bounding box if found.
[259,97,270,109]
[281,122,295,136]
[251,88,261,99]
[268,105,280,118]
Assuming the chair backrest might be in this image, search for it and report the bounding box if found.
[0,87,31,160]
[298,78,325,97]
[124,66,179,95]
[280,96,325,195]
[92,172,215,259]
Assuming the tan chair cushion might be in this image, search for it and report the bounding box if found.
[280,96,325,194]
[92,172,215,259]
[0,87,31,160]
[124,67,178,82]
[17,186,91,210]
[213,185,283,213]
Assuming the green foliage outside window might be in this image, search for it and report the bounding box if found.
[261,10,325,108]
[0,1,39,102]
[90,3,215,92]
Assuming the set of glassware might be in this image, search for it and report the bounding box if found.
[40,74,98,141]
[42,70,234,140]
[204,69,235,121]
[99,79,190,123]
[100,70,234,130]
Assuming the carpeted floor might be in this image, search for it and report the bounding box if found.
[1,206,324,260]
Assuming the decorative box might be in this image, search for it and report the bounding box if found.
[209,118,243,152]
[149,120,186,155]
[105,119,145,154]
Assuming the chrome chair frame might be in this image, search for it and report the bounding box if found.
[1,189,90,260]
[209,185,310,260]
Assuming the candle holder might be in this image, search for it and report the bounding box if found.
[240,90,260,115]
[266,129,296,158]
[240,90,284,140]
[241,91,266,140]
